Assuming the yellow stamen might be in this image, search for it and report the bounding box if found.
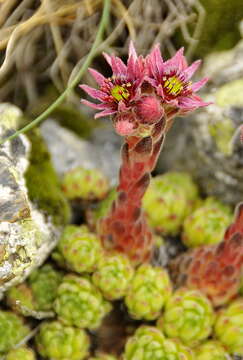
[111,85,130,101]
[164,76,184,96]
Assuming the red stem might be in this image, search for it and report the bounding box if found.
[98,118,166,264]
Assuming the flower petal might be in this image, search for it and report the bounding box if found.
[129,41,138,60]
[110,55,127,76]
[103,52,112,66]
[191,77,209,92]
[88,68,106,86]
[164,48,187,71]
[79,84,106,101]
[184,60,201,79]
[147,44,163,78]
[81,99,108,110]
[94,109,117,118]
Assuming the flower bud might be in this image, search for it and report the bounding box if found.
[135,95,164,124]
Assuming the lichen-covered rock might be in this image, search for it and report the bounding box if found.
[6,263,63,318]
[0,104,64,295]
[194,340,231,360]
[125,264,172,320]
[182,198,232,247]
[0,310,30,354]
[54,274,112,329]
[174,39,243,205]
[92,253,134,300]
[62,167,110,200]
[143,172,200,235]
[52,225,103,273]
[157,288,215,347]
[215,298,243,356]
[35,320,90,360]
[123,326,194,360]
[6,346,36,360]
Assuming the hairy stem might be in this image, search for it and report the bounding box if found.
[99,118,166,264]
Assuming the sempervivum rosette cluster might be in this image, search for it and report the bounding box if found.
[157,288,215,347]
[125,264,172,320]
[35,320,90,360]
[123,326,194,360]
[214,298,243,356]
[81,42,209,264]
[6,346,36,360]
[54,274,112,330]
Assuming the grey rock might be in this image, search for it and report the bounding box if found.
[0,104,60,296]
[41,119,121,186]
[169,41,243,205]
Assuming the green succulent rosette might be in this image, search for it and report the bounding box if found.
[215,298,243,356]
[6,264,63,316]
[54,274,112,329]
[0,311,30,354]
[143,172,200,235]
[35,320,90,360]
[92,253,134,300]
[123,326,194,360]
[182,198,232,248]
[53,225,103,273]
[61,167,109,200]
[6,346,36,360]
[194,340,231,360]
[158,288,215,346]
[125,264,172,320]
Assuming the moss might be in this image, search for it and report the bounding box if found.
[25,129,71,226]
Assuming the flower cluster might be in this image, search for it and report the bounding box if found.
[80,42,209,136]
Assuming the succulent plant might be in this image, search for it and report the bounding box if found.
[123,325,194,360]
[35,320,90,360]
[53,225,103,273]
[6,264,63,315]
[6,346,36,360]
[171,203,243,307]
[0,311,30,354]
[62,167,109,200]
[143,172,200,235]
[92,252,134,300]
[194,340,231,360]
[54,274,112,329]
[215,298,243,356]
[125,264,172,320]
[182,198,232,248]
[157,288,215,346]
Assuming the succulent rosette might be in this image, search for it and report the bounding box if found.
[54,274,112,329]
[194,340,231,360]
[6,346,36,360]
[143,172,200,235]
[0,311,30,354]
[6,264,63,315]
[92,253,134,300]
[123,326,194,360]
[62,167,109,200]
[182,198,232,248]
[214,298,243,356]
[35,320,90,360]
[125,264,172,320]
[53,225,103,273]
[157,288,215,346]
